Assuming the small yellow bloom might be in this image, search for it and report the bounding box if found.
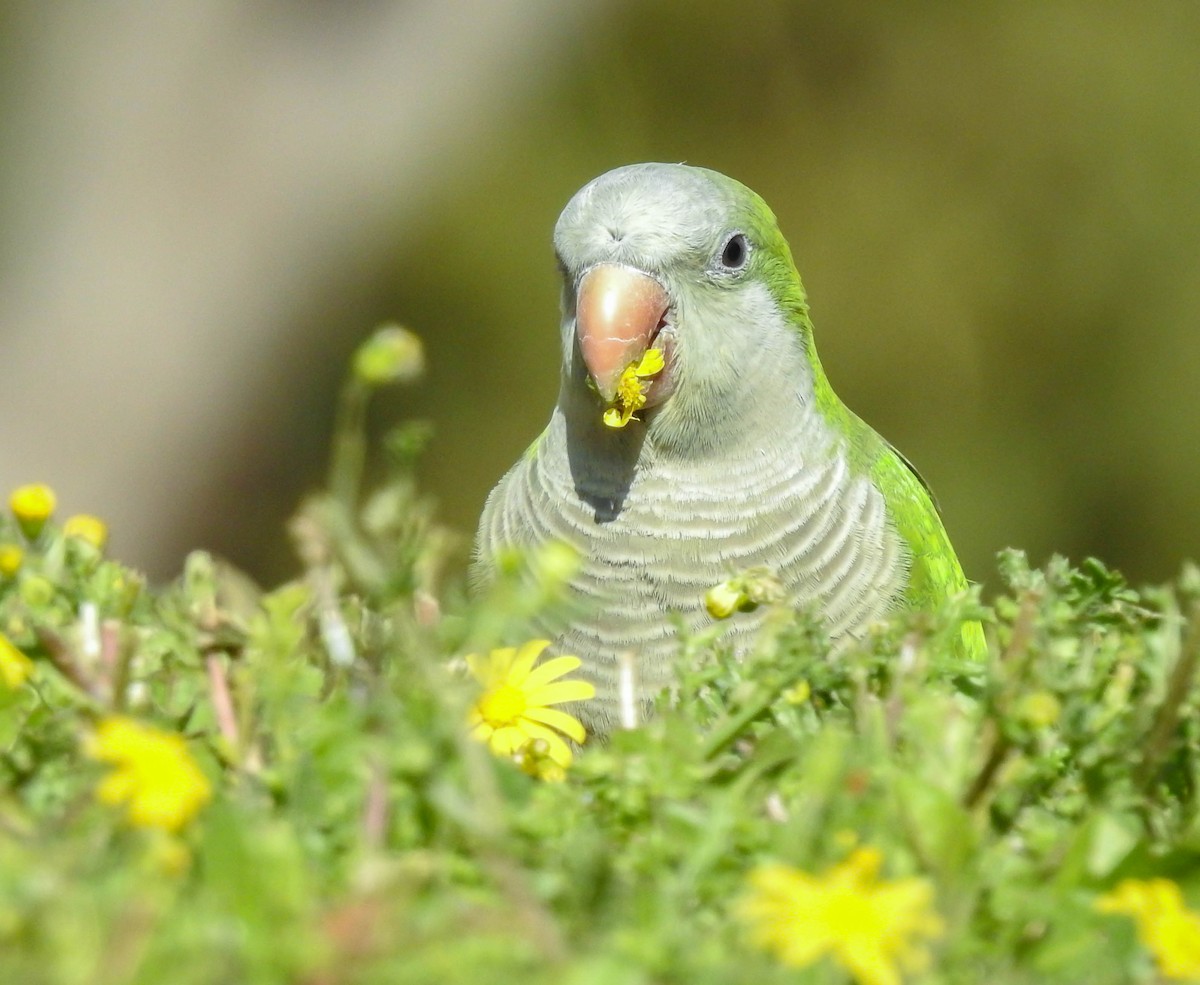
[87,717,212,832]
[0,544,23,577]
[603,349,665,428]
[466,640,596,776]
[63,514,109,551]
[783,681,812,705]
[738,847,944,985]
[0,633,35,689]
[9,484,56,540]
[1096,878,1200,980]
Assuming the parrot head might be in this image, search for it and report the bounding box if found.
[553,163,818,452]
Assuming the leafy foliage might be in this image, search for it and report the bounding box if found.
[1,331,1198,984]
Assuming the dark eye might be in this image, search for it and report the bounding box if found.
[719,233,749,270]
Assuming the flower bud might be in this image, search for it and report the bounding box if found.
[0,544,23,578]
[63,514,108,551]
[741,566,785,608]
[783,681,811,705]
[9,484,56,540]
[352,325,425,387]
[705,580,745,620]
[18,575,55,608]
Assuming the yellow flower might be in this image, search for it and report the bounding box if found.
[602,349,665,428]
[0,633,35,689]
[63,514,109,551]
[1096,878,1200,980]
[0,543,23,577]
[87,717,212,832]
[782,681,811,705]
[466,640,596,776]
[9,484,56,540]
[738,847,944,985]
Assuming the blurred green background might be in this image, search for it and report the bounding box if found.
[2,1,1198,594]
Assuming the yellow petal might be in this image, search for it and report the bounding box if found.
[489,646,517,677]
[633,348,664,377]
[603,406,631,429]
[507,639,551,686]
[841,947,903,985]
[488,726,529,757]
[526,677,596,707]
[0,634,35,689]
[521,706,587,744]
[520,654,582,690]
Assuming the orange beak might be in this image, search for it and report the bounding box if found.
[576,264,670,401]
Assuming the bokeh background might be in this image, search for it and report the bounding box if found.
[2,1,1198,594]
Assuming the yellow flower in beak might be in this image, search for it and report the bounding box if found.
[602,349,665,429]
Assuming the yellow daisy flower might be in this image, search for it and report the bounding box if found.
[467,639,595,777]
[738,847,944,985]
[603,349,665,428]
[0,633,35,689]
[87,716,212,832]
[1096,878,1200,980]
[9,483,56,540]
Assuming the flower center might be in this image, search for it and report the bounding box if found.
[478,684,527,727]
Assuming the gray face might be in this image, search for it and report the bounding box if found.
[551,164,812,453]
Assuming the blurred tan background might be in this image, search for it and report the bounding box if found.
[2,1,1198,593]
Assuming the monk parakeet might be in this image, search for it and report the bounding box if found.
[474,163,982,736]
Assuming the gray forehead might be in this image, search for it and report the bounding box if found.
[553,164,735,268]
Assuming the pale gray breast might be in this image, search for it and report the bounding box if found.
[476,414,909,733]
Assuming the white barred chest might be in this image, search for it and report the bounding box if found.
[476,419,909,731]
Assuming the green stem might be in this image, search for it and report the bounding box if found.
[1135,598,1200,793]
[329,378,370,510]
[701,668,805,762]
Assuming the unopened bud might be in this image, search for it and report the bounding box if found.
[0,544,23,578]
[63,514,108,551]
[9,484,56,540]
[705,580,744,620]
[352,325,424,387]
